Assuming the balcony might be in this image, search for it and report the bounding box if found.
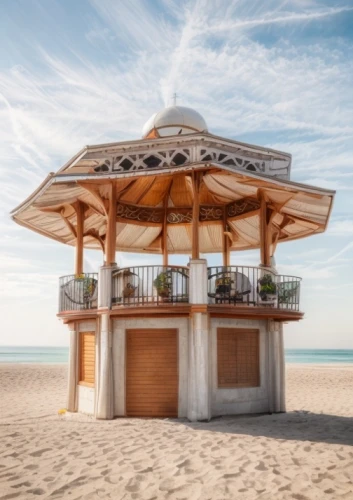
[59,273,98,313]
[112,266,189,306]
[58,266,302,319]
[208,266,301,311]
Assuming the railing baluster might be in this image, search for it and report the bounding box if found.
[109,265,190,307]
[58,272,98,313]
[204,266,301,312]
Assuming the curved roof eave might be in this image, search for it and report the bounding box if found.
[10,161,335,221]
[53,161,336,197]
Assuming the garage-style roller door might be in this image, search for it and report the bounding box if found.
[126,329,178,417]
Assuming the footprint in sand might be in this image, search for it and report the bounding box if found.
[12,481,32,489]
[24,464,38,471]
[255,461,268,471]
[29,448,51,458]
[26,488,46,496]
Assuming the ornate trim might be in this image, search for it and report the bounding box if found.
[199,206,223,221]
[227,199,260,218]
[117,203,163,223]
[116,200,260,224]
[167,211,193,224]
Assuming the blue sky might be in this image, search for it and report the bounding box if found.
[0,0,353,348]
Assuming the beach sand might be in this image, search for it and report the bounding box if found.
[0,364,352,500]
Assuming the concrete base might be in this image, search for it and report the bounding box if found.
[70,314,286,421]
[77,385,95,415]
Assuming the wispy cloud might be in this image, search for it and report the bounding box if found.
[0,0,352,346]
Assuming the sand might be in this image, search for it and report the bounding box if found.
[0,364,352,500]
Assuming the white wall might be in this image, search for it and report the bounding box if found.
[209,318,269,416]
[112,317,189,418]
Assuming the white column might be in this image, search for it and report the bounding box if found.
[189,259,208,304]
[98,264,116,310]
[267,320,286,413]
[96,313,114,419]
[188,312,210,421]
[96,264,116,419]
[187,258,210,421]
[67,324,78,412]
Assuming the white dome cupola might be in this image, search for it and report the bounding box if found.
[142,105,208,139]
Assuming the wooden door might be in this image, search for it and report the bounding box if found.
[126,329,178,417]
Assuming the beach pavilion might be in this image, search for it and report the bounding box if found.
[11,105,335,420]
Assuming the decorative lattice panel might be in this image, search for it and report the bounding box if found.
[92,140,290,178]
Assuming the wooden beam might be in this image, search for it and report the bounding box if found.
[192,172,201,259]
[259,190,271,267]
[84,229,105,252]
[162,202,168,266]
[105,181,117,265]
[77,182,108,217]
[162,179,173,266]
[60,208,77,239]
[222,207,230,266]
[74,201,84,275]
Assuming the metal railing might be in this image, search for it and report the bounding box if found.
[112,266,189,306]
[59,273,98,312]
[207,266,301,311]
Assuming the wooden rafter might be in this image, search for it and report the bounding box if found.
[60,208,77,239]
[73,201,84,275]
[222,206,230,266]
[259,190,272,267]
[77,182,108,217]
[84,229,105,252]
[162,178,173,266]
[191,172,202,259]
[105,181,117,265]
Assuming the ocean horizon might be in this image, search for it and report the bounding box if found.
[0,346,352,365]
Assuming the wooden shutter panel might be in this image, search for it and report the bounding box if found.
[126,329,178,417]
[79,332,95,386]
[217,328,259,388]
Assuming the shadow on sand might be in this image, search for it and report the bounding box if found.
[176,411,353,447]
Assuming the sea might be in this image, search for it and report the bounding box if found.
[0,346,352,364]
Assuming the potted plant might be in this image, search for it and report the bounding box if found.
[153,271,171,298]
[122,269,137,298]
[258,274,277,302]
[74,274,98,306]
[215,276,233,295]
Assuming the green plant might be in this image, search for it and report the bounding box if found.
[153,271,171,297]
[215,277,233,286]
[215,276,234,295]
[258,274,276,299]
[76,276,97,299]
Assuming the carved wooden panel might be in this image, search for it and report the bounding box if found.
[117,203,163,223]
[227,199,260,218]
[116,201,260,224]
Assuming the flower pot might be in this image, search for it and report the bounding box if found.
[158,288,170,299]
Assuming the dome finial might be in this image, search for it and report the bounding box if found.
[142,104,208,139]
[172,92,178,106]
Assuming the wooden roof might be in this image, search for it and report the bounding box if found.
[11,161,335,255]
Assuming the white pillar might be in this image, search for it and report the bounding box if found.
[67,324,78,412]
[267,320,286,413]
[96,264,116,419]
[188,312,210,421]
[189,259,208,304]
[187,259,210,421]
[98,264,116,310]
[96,313,114,419]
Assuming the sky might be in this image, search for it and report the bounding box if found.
[0,0,353,348]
